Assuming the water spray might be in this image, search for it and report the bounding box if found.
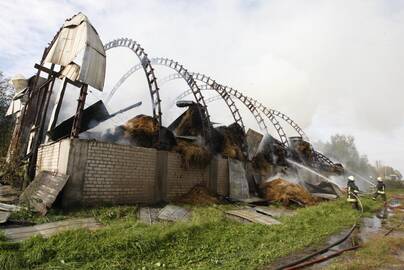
[286,158,338,186]
[344,168,376,187]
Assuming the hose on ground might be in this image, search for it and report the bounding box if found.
[275,193,364,270]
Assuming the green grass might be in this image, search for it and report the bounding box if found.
[9,205,139,225]
[0,197,384,270]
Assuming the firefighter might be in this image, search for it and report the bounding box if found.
[347,175,360,209]
[373,177,386,201]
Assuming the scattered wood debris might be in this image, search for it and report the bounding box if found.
[0,202,21,212]
[226,208,281,225]
[158,205,190,222]
[254,206,296,218]
[0,185,19,204]
[1,217,102,242]
[138,207,161,225]
[20,171,69,215]
[0,211,10,224]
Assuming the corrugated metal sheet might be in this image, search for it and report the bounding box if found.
[5,88,27,116]
[44,13,106,91]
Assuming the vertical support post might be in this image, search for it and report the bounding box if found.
[45,77,67,142]
[71,84,88,138]
[27,74,56,178]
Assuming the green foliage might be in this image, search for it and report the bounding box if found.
[385,180,404,189]
[0,71,14,157]
[0,199,378,270]
[316,134,376,177]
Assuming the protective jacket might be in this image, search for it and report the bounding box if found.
[376,182,386,194]
[347,181,359,202]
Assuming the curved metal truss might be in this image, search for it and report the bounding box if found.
[158,72,267,134]
[104,38,162,125]
[106,56,308,146]
[157,72,309,146]
[160,73,291,144]
[149,58,211,137]
[152,63,245,132]
[105,63,143,104]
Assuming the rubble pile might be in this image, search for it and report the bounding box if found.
[174,184,220,205]
[264,178,317,206]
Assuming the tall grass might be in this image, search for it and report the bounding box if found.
[0,198,382,270]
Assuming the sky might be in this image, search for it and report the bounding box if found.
[0,0,403,173]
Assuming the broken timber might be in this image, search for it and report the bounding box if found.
[1,218,102,242]
[20,171,69,215]
[226,208,281,226]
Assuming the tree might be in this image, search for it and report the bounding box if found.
[0,72,14,157]
[316,134,377,178]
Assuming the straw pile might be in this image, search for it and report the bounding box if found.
[122,115,159,147]
[264,178,317,206]
[174,184,220,205]
[174,140,212,169]
[252,153,272,174]
[215,123,246,160]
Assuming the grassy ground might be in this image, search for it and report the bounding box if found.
[325,208,404,270]
[0,197,383,270]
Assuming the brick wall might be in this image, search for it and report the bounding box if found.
[37,139,230,207]
[36,140,70,174]
[82,141,157,204]
[165,152,210,201]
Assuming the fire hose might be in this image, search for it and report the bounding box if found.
[275,192,364,270]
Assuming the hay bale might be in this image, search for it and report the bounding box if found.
[123,115,159,136]
[174,140,212,169]
[264,178,317,206]
[215,123,246,160]
[122,115,159,147]
[174,184,220,205]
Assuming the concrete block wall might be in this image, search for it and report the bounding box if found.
[37,139,230,207]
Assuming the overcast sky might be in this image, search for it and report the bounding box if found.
[0,0,403,173]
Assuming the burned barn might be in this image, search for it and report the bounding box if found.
[4,13,345,213]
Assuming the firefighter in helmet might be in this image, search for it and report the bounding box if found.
[347,175,360,209]
[373,177,386,201]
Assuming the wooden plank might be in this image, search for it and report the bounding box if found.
[0,185,19,196]
[255,206,296,218]
[20,171,69,215]
[0,211,10,224]
[2,218,102,242]
[158,205,190,221]
[0,202,21,212]
[226,209,281,226]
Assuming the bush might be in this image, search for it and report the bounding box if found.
[385,180,404,189]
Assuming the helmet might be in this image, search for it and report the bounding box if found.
[377,177,383,182]
[348,175,355,181]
